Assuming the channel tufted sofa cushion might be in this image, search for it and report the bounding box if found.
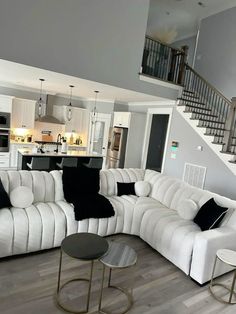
[1,168,236,285]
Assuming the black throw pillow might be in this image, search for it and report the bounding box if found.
[0,178,11,209]
[117,182,135,196]
[62,166,100,203]
[73,194,115,221]
[193,198,228,231]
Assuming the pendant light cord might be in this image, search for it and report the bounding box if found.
[93,90,99,121]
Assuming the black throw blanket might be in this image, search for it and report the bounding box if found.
[72,193,115,221]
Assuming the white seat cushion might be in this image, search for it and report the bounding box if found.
[140,206,201,274]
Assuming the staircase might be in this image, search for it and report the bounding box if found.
[177,63,236,175]
[141,36,236,175]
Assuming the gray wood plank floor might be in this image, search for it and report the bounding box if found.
[0,234,235,314]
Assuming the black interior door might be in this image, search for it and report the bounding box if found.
[146,114,169,172]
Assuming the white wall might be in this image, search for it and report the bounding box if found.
[0,0,179,101]
[163,108,236,200]
[195,7,236,99]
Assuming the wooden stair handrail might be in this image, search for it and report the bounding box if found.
[185,64,232,107]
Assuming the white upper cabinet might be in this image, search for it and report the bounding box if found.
[0,95,13,113]
[113,112,131,128]
[53,105,89,137]
[12,98,36,129]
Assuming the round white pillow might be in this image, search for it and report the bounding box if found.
[10,186,34,208]
[135,181,151,197]
[177,199,199,220]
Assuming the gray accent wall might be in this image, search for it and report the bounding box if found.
[163,108,236,200]
[195,7,236,99]
[0,0,178,101]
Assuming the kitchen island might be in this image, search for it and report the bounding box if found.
[17,149,104,170]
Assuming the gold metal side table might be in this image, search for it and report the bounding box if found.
[56,232,108,313]
[98,241,137,314]
[209,249,236,304]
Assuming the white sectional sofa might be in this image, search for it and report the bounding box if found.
[0,168,236,285]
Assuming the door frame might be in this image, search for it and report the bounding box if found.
[88,112,111,167]
[141,107,173,172]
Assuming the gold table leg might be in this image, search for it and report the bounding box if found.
[55,249,95,313]
[98,266,134,314]
[209,256,236,304]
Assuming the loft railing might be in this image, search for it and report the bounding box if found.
[141,36,188,85]
[183,64,236,152]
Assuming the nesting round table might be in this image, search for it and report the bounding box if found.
[209,249,236,304]
[56,233,109,313]
[98,241,137,314]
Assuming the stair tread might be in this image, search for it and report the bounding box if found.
[204,133,224,137]
[178,98,206,105]
[183,90,195,94]
[206,127,226,131]
[197,125,226,131]
[229,144,236,147]
[212,142,225,145]
[184,111,218,118]
[184,105,212,112]
[220,151,235,155]
[196,118,225,124]
[182,93,199,99]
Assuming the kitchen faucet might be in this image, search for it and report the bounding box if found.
[54,133,62,153]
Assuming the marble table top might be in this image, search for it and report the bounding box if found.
[217,249,236,267]
[18,148,104,158]
[100,241,137,268]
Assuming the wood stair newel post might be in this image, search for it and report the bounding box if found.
[177,45,188,85]
[222,97,236,153]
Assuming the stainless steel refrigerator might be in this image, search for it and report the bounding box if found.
[106,127,128,168]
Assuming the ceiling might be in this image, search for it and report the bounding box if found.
[0,59,164,104]
[147,0,236,42]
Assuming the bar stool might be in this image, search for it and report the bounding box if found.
[83,157,103,169]
[209,249,236,304]
[56,157,78,169]
[27,157,50,171]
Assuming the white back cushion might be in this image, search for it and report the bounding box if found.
[0,170,55,203]
[100,168,145,196]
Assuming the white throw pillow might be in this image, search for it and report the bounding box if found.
[177,199,199,220]
[10,186,34,208]
[135,181,151,197]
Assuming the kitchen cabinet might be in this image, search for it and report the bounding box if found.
[0,153,10,168]
[113,112,131,128]
[53,105,89,141]
[0,95,13,113]
[10,143,34,168]
[11,98,36,129]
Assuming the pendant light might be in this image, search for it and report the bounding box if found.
[92,90,99,124]
[66,85,74,121]
[37,78,45,118]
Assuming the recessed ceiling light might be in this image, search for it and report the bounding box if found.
[198,1,206,7]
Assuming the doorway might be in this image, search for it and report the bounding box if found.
[142,107,173,172]
[146,114,169,171]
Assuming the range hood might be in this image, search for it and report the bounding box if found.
[36,95,64,125]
